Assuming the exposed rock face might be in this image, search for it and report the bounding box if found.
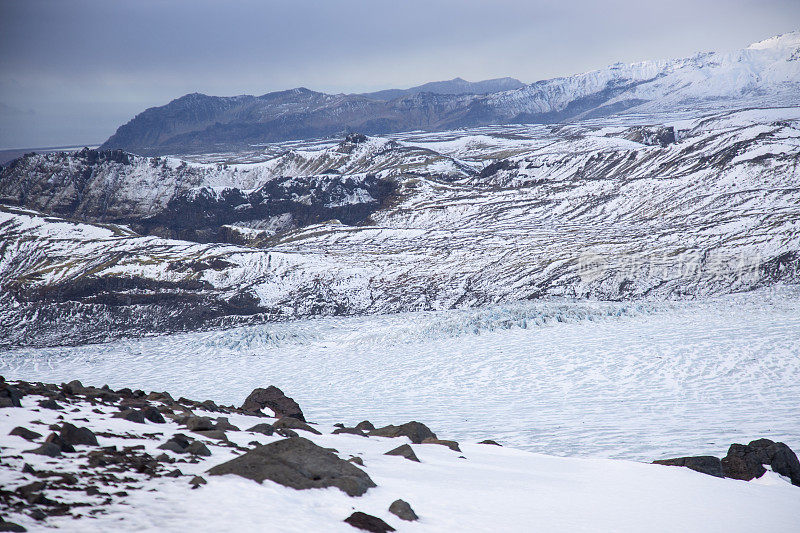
[369,422,436,444]
[654,439,800,486]
[272,417,321,435]
[59,423,98,447]
[652,456,723,478]
[207,437,376,496]
[722,440,800,485]
[388,499,419,521]
[384,444,420,463]
[241,387,305,421]
[344,511,396,532]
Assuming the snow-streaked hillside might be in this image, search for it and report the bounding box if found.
[487,31,800,121]
[1,107,798,347]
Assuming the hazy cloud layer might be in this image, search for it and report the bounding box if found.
[1,0,798,148]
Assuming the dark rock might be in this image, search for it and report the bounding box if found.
[369,422,436,444]
[158,440,187,454]
[344,512,395,532]
[189,475,207,487]
[384,444,419,462]
[275,428,299,439]
[113,409,146,424]
[22,463,37,474]
[0,520,27,532]
[241,386,305,421]
[63,379,85,395]
[478,439,501,446]
[355,421,375,431]
[333,427,367,436]
[37,399,63,410]
[272,417,321,435]
[59,422,98,446]
[722,443,767,481]
[185,441,211,457]
[155,453,172,462]
[207,437,375,496]
[421,438,460,452]
[348,456,364,466]
[185,416,214,431]
[389,499,419,521]
[165,468,183,478]
[0,381,23,407]
[26,442,62,457]
[192,429,229,442]
[653,456,723,478]
[214,417,240,431]
[142,406,166,423]
[9,426,42,442]
[44,433,75,453]
[16,481,46,498]
[747,439,800,486]
[247,423,275,436]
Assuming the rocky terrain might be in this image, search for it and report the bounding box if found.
[0,107,798,347]
[0,376,797,532]
[98,32,800,155]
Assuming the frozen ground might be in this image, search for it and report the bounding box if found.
[2,389,798,533]
[4,285,799,462]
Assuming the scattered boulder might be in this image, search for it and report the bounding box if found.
[26,442,62,457]
[344,511,395,532]
[192,430,229,442]
[9,426,42,442]
[0,379,23,408]
[59,422,98,446]
[422,438,461,452]
[165,468,183,478]
[112,409,146,424]
[44,433,75,453]
[247,423,275,436]
[384,444,419,462]
[142,406,166,423]
[241,386,305,421]
[722,443,768,481]
[355,421,375,431]
[185,441,212,457]
[208,437,375,496]
[0,519,27,532]
[272,417,322,435]
[185,416,215,431]
[275,428,299,439]
[653,456,723,478]
[478,439,501,446]
[63,380,85,395]
[369,422,436,444]
[333,427,367,436]
[37,399,63,410]
[389,499,419,521]
[215,417,240,431]
[348,456,365,466]
[189,475,207,488]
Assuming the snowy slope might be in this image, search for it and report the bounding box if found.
[1,108,799,347]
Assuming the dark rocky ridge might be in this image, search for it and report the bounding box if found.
[0,148,396,246]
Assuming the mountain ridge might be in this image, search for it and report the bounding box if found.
[100,31,800,156]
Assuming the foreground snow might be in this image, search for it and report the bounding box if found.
[1,386,798,533]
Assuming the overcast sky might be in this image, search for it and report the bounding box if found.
[0,0,798,149]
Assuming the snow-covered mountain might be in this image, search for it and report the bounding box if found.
[362,76,525,100]
[2,107,799,347]
[100,32,800,156]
